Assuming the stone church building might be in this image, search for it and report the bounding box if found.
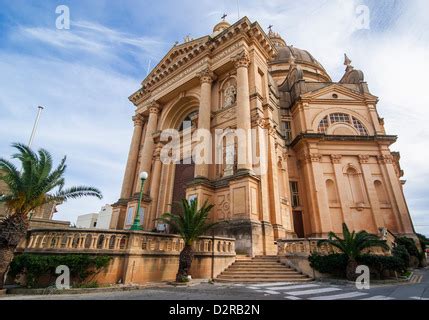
[110,17,416,256]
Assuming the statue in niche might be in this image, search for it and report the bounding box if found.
[223,143,235,177]
[223,84,237,109]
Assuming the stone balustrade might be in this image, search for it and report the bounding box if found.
[277,237,391,257]
[24,228,235,256]
[277,238,339,257]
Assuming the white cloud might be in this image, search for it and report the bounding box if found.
[0,52,137,224]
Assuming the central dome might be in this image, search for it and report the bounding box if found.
[268,30,331,82]
[211,20,231,37]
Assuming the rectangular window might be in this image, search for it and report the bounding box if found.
[126,207,134,226]
[290,181,301,208]
[282,121,292,142]
[139,207,144,226]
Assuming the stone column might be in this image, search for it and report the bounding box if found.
[120,114,145,199]
[359,155,384,231]
[331,155,350,226]
[147,143,163,230]
[233,50,252,172]
[194,67,215,179]
[135,101,161,194]
[378,154,413,233]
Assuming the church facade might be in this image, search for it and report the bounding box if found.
[110,17,416,256]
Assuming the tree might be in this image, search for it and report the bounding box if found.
[0,143,102,289]
[157,199,216,282]
[318,223,389,281]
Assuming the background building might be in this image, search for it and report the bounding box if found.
[76,213,98,229]
[111,17,417,256]
[75,204,113,229]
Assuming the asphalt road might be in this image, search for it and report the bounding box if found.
[1,269,429,301]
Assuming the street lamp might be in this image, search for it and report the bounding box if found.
[130,171,148,231]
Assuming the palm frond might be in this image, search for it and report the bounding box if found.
[1,143,103,216]
[53,186,103,201]
[157,198,216,245]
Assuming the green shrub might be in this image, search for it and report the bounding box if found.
[9,254,112,288]
[309,253,406,279]
[357,254,405,278]
[396,237,420,257]
[392,244,410,268]
[417,234,428,252]
[75,281,100,289]
[396,237,425,267]
[308,253,348,276]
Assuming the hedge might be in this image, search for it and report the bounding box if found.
[9,254,112,288]
[309,252,406,279]
[308,253,348,277]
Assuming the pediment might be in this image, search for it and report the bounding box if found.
[301,84,377,102]
[131,17,277,106]
[141,36,210,87]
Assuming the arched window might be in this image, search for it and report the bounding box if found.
[352,117,369,135]
[330,113,351,124]
[317,113,369,136]
[318,116,329,133]
[179,111,198,131]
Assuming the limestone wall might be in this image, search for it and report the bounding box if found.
[20,228,236,285]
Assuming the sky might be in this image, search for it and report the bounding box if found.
[0,0,428,236]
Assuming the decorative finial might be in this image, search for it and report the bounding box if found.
[221,13,227,21]
[268,25,273,33]
[344,53,354,72]
[344,53,352,67]
[184,35,193,43]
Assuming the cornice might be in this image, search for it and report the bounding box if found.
[129,17,277,107]
[289,133,398,148]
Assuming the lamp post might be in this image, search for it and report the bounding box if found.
[131,171,148,231]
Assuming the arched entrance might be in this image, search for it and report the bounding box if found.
[171,161,195,207]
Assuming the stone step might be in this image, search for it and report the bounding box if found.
[221,270,299,275]
[231,263,285,267]
[218,274,308,280]
[215,277,314,283]
[231,260,281,264]
[216,256,313,283]
[227,268,294,272]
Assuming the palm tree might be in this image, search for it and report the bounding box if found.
[157,198,217,282]
[318,223,389,281]
[0,143,102,289]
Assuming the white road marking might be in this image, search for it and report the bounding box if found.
[267,284,319,291]
[410,296,429,300]
[247,282,293,288]
[285,296,302,300]
[263,290,281,295]
[360,295,395,300]
[309,291,368,300]
[286,287,342,296]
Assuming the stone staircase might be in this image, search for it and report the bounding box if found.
[216,255,313,283]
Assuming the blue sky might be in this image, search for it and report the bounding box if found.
[0,0,428,236]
